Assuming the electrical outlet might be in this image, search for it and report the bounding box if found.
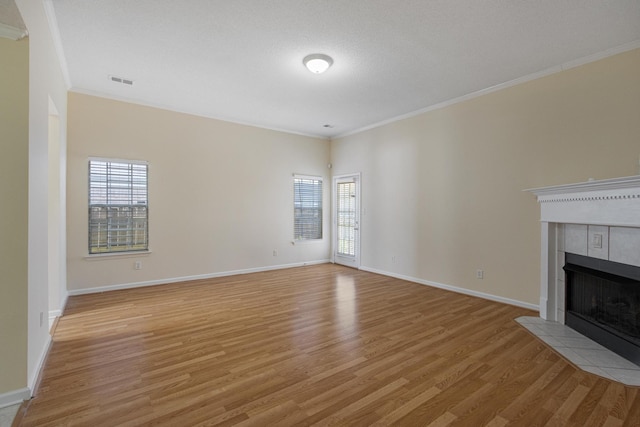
[134,261,142,270]
[391,255,396,263]
[273,250,278,257]
[40,312,44,327]
[476,269,484,279]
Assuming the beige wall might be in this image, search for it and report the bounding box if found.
[67,93,331,291]
[0,37,29,394]
[331,48,640,307]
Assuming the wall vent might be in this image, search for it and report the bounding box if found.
[109,75,134,86]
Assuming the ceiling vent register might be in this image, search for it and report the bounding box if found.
[109,75,134,86]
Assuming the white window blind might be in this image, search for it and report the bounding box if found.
[89,159,148,254]
[294,176,323,240]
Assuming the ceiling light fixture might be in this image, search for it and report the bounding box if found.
[303,54,333,74]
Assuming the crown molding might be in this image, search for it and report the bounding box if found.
[0,22,27,41]
[334,40,640,140]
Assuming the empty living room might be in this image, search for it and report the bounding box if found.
[2,1,640,425]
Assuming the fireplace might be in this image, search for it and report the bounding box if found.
[564,253,640,365]
[526,175,640,366]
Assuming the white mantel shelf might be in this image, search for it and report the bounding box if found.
[526,175,640,198]
[525,175,640,228]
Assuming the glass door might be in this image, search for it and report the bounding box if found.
[334,174,360,267]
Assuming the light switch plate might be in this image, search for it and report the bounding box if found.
[592,233,603,249]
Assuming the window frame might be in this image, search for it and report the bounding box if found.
[293,174,323,241]
[88,157,149,255]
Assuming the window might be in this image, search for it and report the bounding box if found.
[88,159,148,254]
[294,175,323,240]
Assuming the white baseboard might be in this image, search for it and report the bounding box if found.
[48,291,69,330]
[68,260,330,296]
[0,387,30,409]
[48,310,60,330]
[359,265,539,311]
[27,335,51,394]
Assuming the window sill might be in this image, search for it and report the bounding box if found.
[292,239,324,245]
[84,250,152,261]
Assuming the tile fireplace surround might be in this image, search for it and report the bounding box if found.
[526,175,640,385]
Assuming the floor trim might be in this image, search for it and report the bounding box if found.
[0,388,30,410]
[27,335,52,395]
[359,265,539,311]
[68,260,330,296]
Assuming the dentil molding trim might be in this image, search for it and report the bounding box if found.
[525,175,640,228]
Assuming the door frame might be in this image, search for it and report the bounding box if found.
[332,173,361,268]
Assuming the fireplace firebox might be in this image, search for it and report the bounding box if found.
[564,253,640,365]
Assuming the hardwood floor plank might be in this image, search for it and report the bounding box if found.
[568,378,611,426]
[546,384,592,425]
[18,264,640,426]
[604,416,625,427]
[498,362,576,426]
[427,411,458,426]
[484,415,509,427]
[310,377,409,426]
[371,386,442,426]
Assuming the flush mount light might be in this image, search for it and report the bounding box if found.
[303,54,333,74]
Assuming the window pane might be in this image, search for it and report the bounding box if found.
[89,160,148,253]
[294,177,322,240]
[337,182,356,256]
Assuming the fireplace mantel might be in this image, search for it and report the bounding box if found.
[526,175,640,321]
[527,175,640,228]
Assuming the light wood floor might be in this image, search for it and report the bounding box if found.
[17,264,640,426]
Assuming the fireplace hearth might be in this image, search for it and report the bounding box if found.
[564,253,640,365]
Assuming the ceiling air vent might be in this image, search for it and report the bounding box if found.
[109,75,134,86]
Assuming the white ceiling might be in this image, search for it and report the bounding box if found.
[49,0,640,138]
